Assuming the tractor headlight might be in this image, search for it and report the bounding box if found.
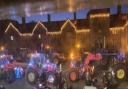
[0,65,4,69]
[47,75,55,83]
[38,83,42,88]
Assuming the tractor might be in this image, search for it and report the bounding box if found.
[0,54,25,83]
[26,52,66,89]
[67,50,128,89]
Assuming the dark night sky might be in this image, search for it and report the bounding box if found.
[10,5,128,24]
[0,0,127,23]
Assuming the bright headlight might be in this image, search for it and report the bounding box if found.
[47,75,55,83]
[0,65,4,68]
[39,83,42,87]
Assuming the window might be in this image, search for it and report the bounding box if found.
[38,34,41,39]
[11,35,14,40]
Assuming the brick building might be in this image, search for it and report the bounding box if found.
[0,6,128,54]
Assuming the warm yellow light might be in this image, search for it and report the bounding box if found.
[61,19,76,32]
[5,20,91,37]
[32,21,48,34]
[110,27,124,34]
[5,23,21,36]
[21,33,32,36]
[70,52,74,60]
[46,45,50,49]
[0,46,5,51]
[90,13,110,18]
[77,29,90,33]
[48,32,61,35]
[5,21,48,37]
[69,0,74,12]
[76,43,80,49]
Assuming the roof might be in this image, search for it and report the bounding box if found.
[77,19,89,29]
[110,14,127,27]
[87,8,110,18]
[1,11,128,35]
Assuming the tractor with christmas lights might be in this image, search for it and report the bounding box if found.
[67,50,103,87]
[102,51,127,87]
[26,52,66,89]
[0,54,25,83]
[67,48,128,89]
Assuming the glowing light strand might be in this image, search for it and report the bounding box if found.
[5,21,48,36]
[90,13,110,18]
[5,19,90,36]
[110,21,128,34]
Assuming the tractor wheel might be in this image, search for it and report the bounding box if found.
[69,69,79,82]
[113,64,127,83]
[26,70,38,85]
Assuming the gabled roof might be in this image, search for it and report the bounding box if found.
[5,21,48,36]
[32,21,48,34]
[61,19,76,32]
[5,23,21,35]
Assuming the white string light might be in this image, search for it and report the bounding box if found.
[90,13,110,18]
[110,20,128,34]
[5,19,90,36]
[5,21,48,36]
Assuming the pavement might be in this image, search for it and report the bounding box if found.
[0,78,33,89]
[0,78,96,89]
[0,78,128,89]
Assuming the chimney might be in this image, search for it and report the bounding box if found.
[48,14,51,22]
[74,12,77,20]
[117,4,122,15]
[22,17,26,31]
[22,17,26,24]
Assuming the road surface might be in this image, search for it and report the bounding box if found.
[0,78,96,89]
[0,78,128,89]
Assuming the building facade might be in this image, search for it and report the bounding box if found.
[1,7,128,54]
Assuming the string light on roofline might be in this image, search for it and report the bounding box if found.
[5,21,48,37]
[90,13,110,18]
[5,19,91,37]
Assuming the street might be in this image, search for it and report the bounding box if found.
[0,78,95,89]
[0,78,32,89]
[1,77,128,89]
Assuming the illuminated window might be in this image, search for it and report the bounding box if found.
[11,35,14,40]
[38,34,41,39]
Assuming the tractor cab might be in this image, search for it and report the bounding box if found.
[27,53,47,69]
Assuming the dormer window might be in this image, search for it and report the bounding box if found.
[11,35,14,40]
